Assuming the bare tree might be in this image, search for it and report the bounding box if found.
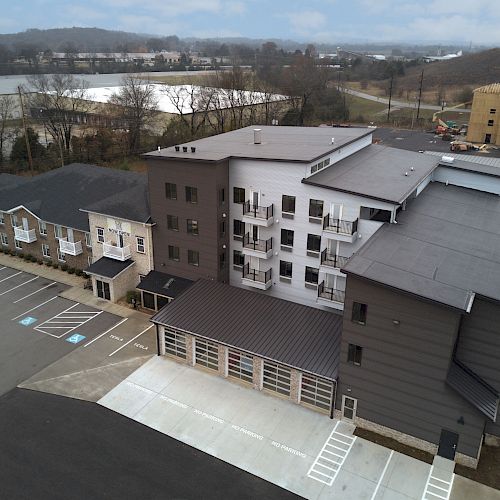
[0,95,16,164]
[108,75,159,153]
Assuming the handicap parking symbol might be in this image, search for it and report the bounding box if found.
[66,333,86,344]
[19,316,37,326]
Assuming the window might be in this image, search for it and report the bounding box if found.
[281,229,294,247]
[1,232,8,246]
[195,338,219,371]
[167,215,179,231]
[219,251,226,271]
[305,266,319,284]
[219,188,225,206]
[282,195,296,214]
[263,361,291,396]
[54,225,63,239]
[85,232,92,247]
[219,220,226,238]
[187,219,199,235]
[57,248,66,262]
[0,212,4,224]
[165,182,177,200]
[307,234,321,254]
[233,250,244,267]
[228,349,253,383]
[15,239,22,250]
[164,328,186,358]
[280,260,292,278]
[96,227,104,243]
[352,302,367,325]
[309,199,324,218]
[347,344,363,366]
[38,220,47,236]
[491,108,497,114]
[233,219,245,239]
[136,236,145,253]
[10,214,18,227]
[42,244,51,258]
[185,186,198,203]
[233,187,245,204]
[300,374,334,412]
[188,249,199,266]
[488,119,494,126]
[168,245,180,261]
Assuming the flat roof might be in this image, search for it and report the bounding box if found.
[343,182,500,311]
[303,144,439,204]
[144,125,373,163]
[86,257,134,278]
[151,279,343,380]
[425,151,500,177]
[136,271,193,299]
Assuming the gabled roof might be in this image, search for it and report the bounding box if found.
[136,271,193,299]
[86,257,135,279]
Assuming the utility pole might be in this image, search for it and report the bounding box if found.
[416,69,424,123]
[17,86,33,175]
[387,74,394,122]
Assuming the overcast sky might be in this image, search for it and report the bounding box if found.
[2,0,500,45]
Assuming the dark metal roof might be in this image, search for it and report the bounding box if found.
[86,257,135,278]
[151,279,343,379]
[447,358,499,421]
[343,182,500,310]
[302,145,439,204]
[0,164,150,231]
[136,271,193,299]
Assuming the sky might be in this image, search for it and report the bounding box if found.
[1,0,500,45]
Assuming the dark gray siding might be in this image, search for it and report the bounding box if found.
[456,298,500,437]
[337,276,486,459]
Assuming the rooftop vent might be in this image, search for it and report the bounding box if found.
[331,137,335,144]
[163,278,175,289]
[254,128,262,145]
[441,155,455,163]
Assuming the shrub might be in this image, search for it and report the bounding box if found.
[45,261,52,267]
[82,272,89,280]
[37,258,43,265]
[75,269,83,276]
[67,267,75,274]
[17,253,24,259]
[60,264,68,272]
[126,290,141,304]
[52,263,59,269]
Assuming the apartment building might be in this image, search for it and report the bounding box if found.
[467,83,500,145]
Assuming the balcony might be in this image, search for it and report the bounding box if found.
[242,233,273,259]
[320,249,349,275]
[14,226,37,243]
[317,281,345,310]
[59,238,83,256]
[103,242,131,261]
[241,263,273,290]
[242,201,274,227]
[322,215,358,243]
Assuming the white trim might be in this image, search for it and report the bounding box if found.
[6,205,41,220]
[341,395,357,420]
[370,450,394,500]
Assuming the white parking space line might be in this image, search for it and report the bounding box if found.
[0,271,23,283]
[422,465,455,500]
[13,282,57,303]
[0,276,38,295]
[34,303,103,338]
[108,325,154,357]
[370,450,394,500]
[11,296,58,320]
[83,318,128,347]
[307,422,357,486]
[0,266,6,271]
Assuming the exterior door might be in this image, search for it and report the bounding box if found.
[251,190,260,206]
[485,134,492,144]
[118,233,124,248]
[22,217,29,230]
[67,227,74,243]
[342,395,357,420]
[96,279,111,300]
[252,225,259,241]
[437,429,459,460]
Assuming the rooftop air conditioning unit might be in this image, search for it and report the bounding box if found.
[441,155,455,163]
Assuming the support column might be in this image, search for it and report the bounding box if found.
[185,334,195,366]
[290,369,301,404]
[218,345,227,377]
[253,357,263,390]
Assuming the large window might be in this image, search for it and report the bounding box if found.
[309,199,324,218]
[42,244,51,258]
[164,328,187,359]
[136,236,145,253]
[488,119,494,127]
[38,220,47,236]
[168,245,180,261]
[54,225,63,239]
[10,214,18,227]
[280,260,292,279]
[352,302,367,325]
[233,219,245,239]
[167,215,179,231]
[233,250,244,268]
[233,187,246,204]
[281,229,294,247]
[187,219,199,235]
[0,212,4,224]
[96,227,104,243]
[185,186,198,203]
[165,182,177,200]
[57,248,66,262]
[263,361,291,396]
[85,232,92,247]
[307,234,321,254]
[347,344,363,366]
[188,249,199,266]
[305,266,319,284]
[195,338,219,371]
[0,233,7,246]
[14,239,22,250]
[282,195,296,214]
[227,349,253,383]
[300,374,334,412]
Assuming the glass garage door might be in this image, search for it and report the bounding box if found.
[164,328,187,359]
[227,349,254,383]
[300,374,334,412]
[262,360,291,396]
[195,338,219,371]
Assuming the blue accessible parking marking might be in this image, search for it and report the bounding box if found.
[19,316,37,326]
[66,334,86,344]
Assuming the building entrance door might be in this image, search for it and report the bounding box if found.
[437,429,458,460]
[96,279,111,300]
[341,395,357,420]
[485,134,492,144]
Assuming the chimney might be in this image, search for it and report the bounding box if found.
[254,128,262,145]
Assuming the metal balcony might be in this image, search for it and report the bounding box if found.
[242,201,274,227]
[317,281,345,310]
[320,249,349,273]
[59,238,83,256]
[14,226,37,243]
[241,263,272,290]
[242,233,273,259]
[103,242,131,261]
[322,215,358,243]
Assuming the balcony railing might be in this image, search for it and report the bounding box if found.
[320,249,349,269]
[14,226,37,243]
[59,238,83,256]
[318,281,345,303]
[323,215,358,235]
[242,263,272,284]
[103,242,131,261]
[243,201,274,220]
[243,233,273,253]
